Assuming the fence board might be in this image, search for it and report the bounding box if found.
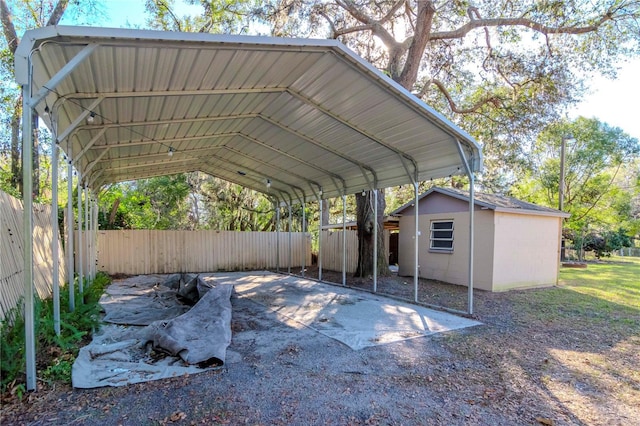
[1,190,67,321]
[319,229,391,274]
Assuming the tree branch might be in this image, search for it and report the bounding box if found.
[0,0,18,55]
[426,79,503,114]
[431,15,614,41]
[573,163,623,222]
[46,0,69,27]
[152,0,183,32]
[335,0,402,50]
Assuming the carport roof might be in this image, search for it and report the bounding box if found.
[16,26,482,202]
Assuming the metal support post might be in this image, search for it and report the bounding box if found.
[21,85,36,391]
[276,203,280,273]
[288,202,292,274]
[302,201,306,277]
[342,194,346,286]
[77,173,83,298]
[454,138,476,315]
[414,182,419,303]
[467,175,475,315]
[51,142,60,336]
[84,184,89,283]
[318,196,323,281]
[373,189,378,293]
[67,155,75,311]
[92,198,98,278]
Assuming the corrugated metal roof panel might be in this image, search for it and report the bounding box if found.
[17,26,482,202]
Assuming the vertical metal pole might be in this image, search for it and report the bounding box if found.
[92,198,98,279]
[51,142,61,336]
[87,192,92,280]
[559,136,567,262]
[21,85,36,391]
[373,189,378,293]
[342,194,346,286]
[276,203,280,273]
[67,154,75,311]
[414,182,419,303]
[318,196,323,281]
[77,173,83,299]
[288,202,292,274]
[468,175,475,315]
[84,184,89,283]
[454,138,476,315]
[302,201,306,277]
[559,137,566,212]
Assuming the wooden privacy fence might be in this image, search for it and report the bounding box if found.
[320,230,358,273]
[90,229,390,276]
[0,190,66,321]
[319,229,390,274]
[95,230,313,275]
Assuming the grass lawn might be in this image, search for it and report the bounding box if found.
[559,256,640,310]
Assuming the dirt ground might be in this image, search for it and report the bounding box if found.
[2,269,638,425]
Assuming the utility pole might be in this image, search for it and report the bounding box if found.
[559,136,568,261]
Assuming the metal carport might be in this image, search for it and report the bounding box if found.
[15,26,482,390]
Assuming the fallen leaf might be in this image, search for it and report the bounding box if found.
[536,417,554,426]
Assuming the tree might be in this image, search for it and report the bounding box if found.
[98,175,192,230]
[0,0,100,197]
[198,174,277,231]
[145,0,255,33]
[512,117,639,246]
[252,0,640,275]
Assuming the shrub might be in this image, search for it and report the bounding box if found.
[0,272,111,392]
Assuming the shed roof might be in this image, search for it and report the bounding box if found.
[16,26,482,203]
[392,187,571,218]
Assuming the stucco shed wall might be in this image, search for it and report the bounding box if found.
[397,199,495,291]
[491,212,562,291]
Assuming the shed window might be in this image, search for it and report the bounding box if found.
[430,220,454,251]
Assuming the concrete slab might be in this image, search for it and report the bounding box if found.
[205,272,482,350]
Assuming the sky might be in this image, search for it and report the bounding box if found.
[84,1,640,141]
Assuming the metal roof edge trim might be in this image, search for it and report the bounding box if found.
[15,25,342,84]
[493,207,571,219]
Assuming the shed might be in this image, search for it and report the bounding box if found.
[392,187,570,292]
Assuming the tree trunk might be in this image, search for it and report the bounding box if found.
[32,114,39,197]
[108,198,121,227]
[10,97,21,194]
[354,189,388,277]
[321,198,330,226]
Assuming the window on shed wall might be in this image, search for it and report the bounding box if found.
[430,220,454,252]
